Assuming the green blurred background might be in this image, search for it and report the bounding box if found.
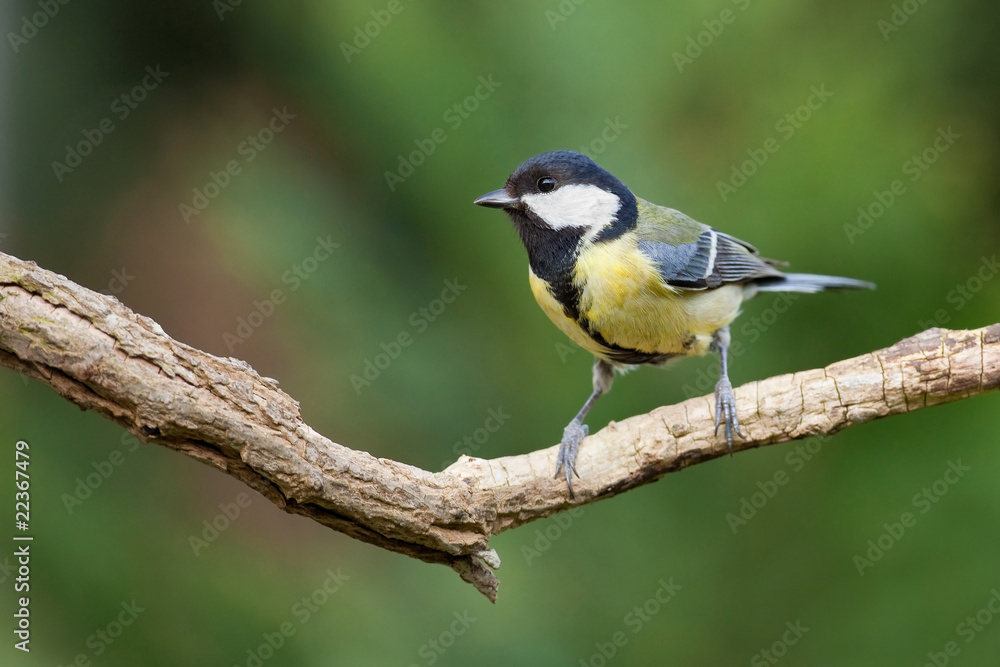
[2,1,999,665]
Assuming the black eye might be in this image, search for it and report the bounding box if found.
[537,177,557,193]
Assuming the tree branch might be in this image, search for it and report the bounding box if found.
[1,251,997,601]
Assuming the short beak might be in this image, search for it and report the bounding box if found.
[474,189,519,209]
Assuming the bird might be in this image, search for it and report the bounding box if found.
[474,150,874,495]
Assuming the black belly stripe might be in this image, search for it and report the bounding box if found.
[513,213,586,320]
[581,317,675,365]
[602,346,675,365]
[534,272,674,366]
[513,209,669,366]
[552,274,582,321]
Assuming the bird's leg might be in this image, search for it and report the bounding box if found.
[711,326,744,454]
[555,358,614,495]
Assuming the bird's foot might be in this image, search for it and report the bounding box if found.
[554,421,589,496]
[714,376,744,454]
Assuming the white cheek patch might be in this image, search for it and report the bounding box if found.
[521,184,621,232]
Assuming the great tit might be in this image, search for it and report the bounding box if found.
[474,150,874,493]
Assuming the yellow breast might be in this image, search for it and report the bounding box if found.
[529,235,744,362]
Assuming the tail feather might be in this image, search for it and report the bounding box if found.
[747,273,875,296]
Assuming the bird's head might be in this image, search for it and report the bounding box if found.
[474,151,637,242]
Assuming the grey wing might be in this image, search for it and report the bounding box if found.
[636,209,784,290]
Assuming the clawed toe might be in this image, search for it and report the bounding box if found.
[555,422,589,495]
[714,378,744,454]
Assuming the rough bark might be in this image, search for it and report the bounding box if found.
[1,251,997,601]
